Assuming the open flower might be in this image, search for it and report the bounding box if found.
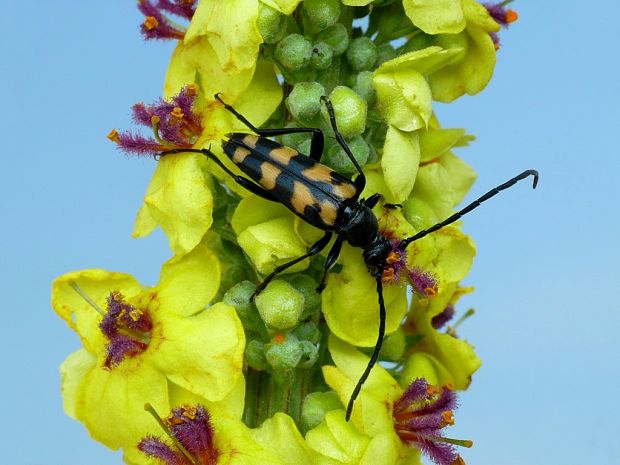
[309,335,472,465]
[53,244,245,454]
[137,0,197,41]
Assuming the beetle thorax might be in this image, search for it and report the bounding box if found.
[339,203,381,249]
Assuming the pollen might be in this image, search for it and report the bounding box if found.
[107,128,120,143]
[181,406,198,420]
[186,83,199,96]
[386,251,401,264]
[170,106,184,122]
[144,16,159,30]
[505,9,518,24]
[425,285,438,296]
[129,309,143,321]
[382,267,396,283]
[442,410,455,426]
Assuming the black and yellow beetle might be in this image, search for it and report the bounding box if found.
[163,94,538,421]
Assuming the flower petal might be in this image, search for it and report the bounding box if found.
[74,358,169,450]
[306,410,371,463]
[60,349,97,419]
[185,0,262,74]
[322,246,408,347]
[156,242,221,316]
[153,303,245,401]
[403,0,466,34]
[382,125,420,202]
[251,413,314,465]
[237,216,309,275]
[261,0,303,15]
[52,269,143,354]
[135,153,214,256]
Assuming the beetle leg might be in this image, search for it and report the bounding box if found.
[215,94,325,160]
[363,193,402,210]
[320,96,366,196]
[345,270,386,422]
[315,235,344,293]
[251,232,333,300]
[159,147,277,201]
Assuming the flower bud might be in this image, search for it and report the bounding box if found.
[376,43,397,66]
[281,123,308,149]
[286,82,326,125]
[353,71,375,104]
[288,274,321,315]
[301,391,342,431]
[245,339,269,370]
[302,0,341,34]
[346,37,377,71]
[324,135,369,175]
[294,321,321,344]
[315,23,349,56]
[322,86,367,138]
[223,281,262,329]
[276,34,313,71]
[255,280,305,330]
[401,32,434,54]
[310,42,334,70]
[257,2,287,44]
[265,333,303,370]
[380,328,406,361]
[298,341,319,368]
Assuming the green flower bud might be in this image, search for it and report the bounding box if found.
[324,135,369,175]
[255,280,305,330]
[302,391,342,431]
[223,281,262,328]
[281,123,308,149]
[297,138,312,156]
[376,43,397,66]
[353,71,375,104]
[276,34,313,71]
[245,339,269,370]
[298,341,319,368]
[316,23,349,56]
[288,274,321,315]
[265,333,303,370]
[293,321,321,344]
[322,86,367,138]
[286,82,326,125]
[380,328,406,361]
[346,37,377,71]
[257,2,287,44]
[302,0,341,34]
[310,42,334,70]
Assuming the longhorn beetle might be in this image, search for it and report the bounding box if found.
[162,94,539,421]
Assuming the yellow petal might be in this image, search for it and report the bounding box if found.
[156,243,221,316]
[52,269,143,354]
[403,0,466,34]
[382,125,420,202]
[261,0,303,15]
[231,195,290,235]
[306,410,370,463]
[139,153,214,256]
[237,216,309,275]
[75,358,169,450]
[168,375,246,420]
[132,202,158,239]
[322,246,408,347]
[153,303,245,401]
[185,0,262,74]
[60,349,96,419]
[251,413,314,465]
[462,0,500,32]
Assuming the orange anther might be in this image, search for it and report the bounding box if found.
[170,107,184,120]
[186,83,199,97]
[442,410,455,426]
[505,9,518,24]
[386,251,401,264]
[382,267,396,283]
[107,128,120,143]
[144,16,159,31]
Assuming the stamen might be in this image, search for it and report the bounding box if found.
[386,251,401,264]
[442,410,455,426]
[150,115,172,147]
[170,107,184,121]
[69,281,105,316]
[505,9,518,23]
[186,83,199,97]
[144,16,159,30]
[453,308,475,329]
[144,403,198,465]
[107,128,120,143]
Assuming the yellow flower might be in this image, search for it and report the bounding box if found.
[53,244,245,454]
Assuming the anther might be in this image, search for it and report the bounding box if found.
[144,16,159,31]
[505,9,518,23]
[186,83,199,96]
[107,128,120,143]
[170,107,184,123]
[442,410,455,426]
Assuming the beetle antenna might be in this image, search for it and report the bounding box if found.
[346,271,387,421]
[399,169,538,249]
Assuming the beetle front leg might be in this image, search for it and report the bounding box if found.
[251,232,333,300]
[315,236,345,293]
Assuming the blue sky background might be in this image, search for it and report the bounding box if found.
[1,1,618,464]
